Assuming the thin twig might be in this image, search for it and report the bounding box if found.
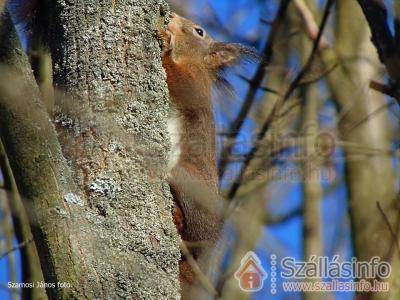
[236,74,280,95]
[299,63,338,86]
[264,208,303,225]
[226,0,336,201]
[377,201,400,257]
[282,0,336,101]
[344,99,399,134]
[179,241,218,297]
[0,188,18,299]
[293,0,331,50]
[0,238,32,261]
[370,80,400,100]
[260,18,274,26]
[218,0,292,180]
[0,138,45,295]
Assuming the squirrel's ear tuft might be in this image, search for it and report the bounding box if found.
[205,42,259,69]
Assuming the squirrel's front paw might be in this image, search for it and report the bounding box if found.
[157,29,172,55]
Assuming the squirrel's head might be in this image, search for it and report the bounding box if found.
[166,13,257,74]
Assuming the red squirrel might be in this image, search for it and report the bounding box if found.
[11,1,256,288]
[160,13,256,285]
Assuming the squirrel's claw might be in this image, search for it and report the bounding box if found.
[158,29,173,55]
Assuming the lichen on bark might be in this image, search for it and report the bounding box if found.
[1,1,180,298]
[50,0,180,298]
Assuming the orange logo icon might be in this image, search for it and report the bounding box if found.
[234,251,268,292]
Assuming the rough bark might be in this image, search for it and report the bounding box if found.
[0,1,180,298]
[48,1,180,298]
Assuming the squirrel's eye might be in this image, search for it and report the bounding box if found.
[194,27,205,38]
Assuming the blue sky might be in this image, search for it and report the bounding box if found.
[1,1,399,299]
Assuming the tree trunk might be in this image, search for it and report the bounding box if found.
[291,2,325,298]
[0,1,180,298]
[323,1,399,299]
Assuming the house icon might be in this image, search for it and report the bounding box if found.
[234,251,268,292]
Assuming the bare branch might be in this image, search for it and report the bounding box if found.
[369,80,400,99]
[0,239,32,261]
[377,201,400,258]
[218,0,292,180]
[265,208,303,225]
[357,0,395,69]
[299,63,338,86]
[0,136,45,299]
[357,0,400,98]
[344,99,399,134]
[293,0,331,50]
[179,241,219,297]
[226,0,336,201]
[283,0,336,100]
